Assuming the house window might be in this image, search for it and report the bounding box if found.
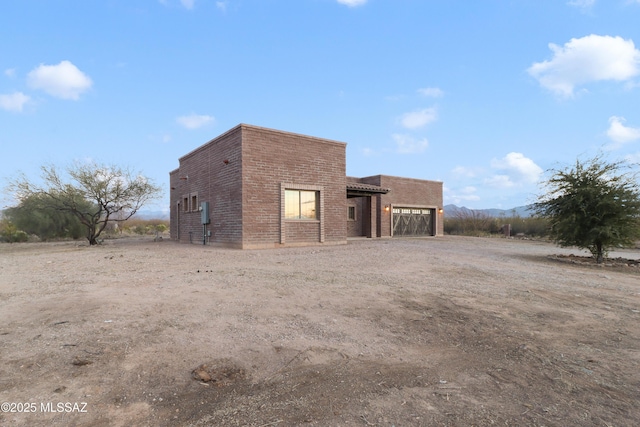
[285,189,318,219]
[191,194,198,212]
[348,206,356,221]
[183,197,189,212]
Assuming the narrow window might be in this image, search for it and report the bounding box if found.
[285,190,300,219]
[191,194,198,212]
[183,197,189,212]
[299,191,317,219]
[348,206,356,221]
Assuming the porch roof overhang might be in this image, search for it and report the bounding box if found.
[346,182,390,198]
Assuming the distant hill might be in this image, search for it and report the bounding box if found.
[132,210,170,220]
[444,204,534,218]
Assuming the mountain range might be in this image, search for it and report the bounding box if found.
[133,210,170,220]
[444,204,535,218]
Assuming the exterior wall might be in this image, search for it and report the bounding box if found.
[240,125,347,248]
[346,176,365,238]
[360,175,444,237]
[170,125,443,248]
[169,169,179,240]
[170,126,244,247]
[347,197,366,237]
[346,196,378,238]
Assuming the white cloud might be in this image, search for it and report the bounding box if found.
[446,186,481,204]
[528,34,640,97]
[400,107,438,129]
[485,174,515,189]
[27,60,93,100]
[337,0,367,6]
[606,116,640,149]
[451,165,481,178]
[418,87,444,97]
[490,152,543,185]
[392,134,429,154]
[4,68,16,78]
[176,114,215,129]
[568,0,595,11]
[181,0,195,9]
[0,92,30,112]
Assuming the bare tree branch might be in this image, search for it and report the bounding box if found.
[8,162,162,245]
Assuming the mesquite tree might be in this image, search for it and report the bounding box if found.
[9,162,162,245]
[534,156,640,263]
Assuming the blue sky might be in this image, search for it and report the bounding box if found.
[2,0,640,212]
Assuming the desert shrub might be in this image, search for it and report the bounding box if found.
[120,218,170,236]
[508,216,549,237]
[444,208,494,236]
[0,220,29,243]
[444,211,549,238]
[133,225,148,235]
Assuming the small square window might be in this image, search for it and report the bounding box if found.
[348,206,356,221]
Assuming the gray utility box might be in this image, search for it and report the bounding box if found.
[201,202,210,225]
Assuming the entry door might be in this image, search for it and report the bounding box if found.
[392,208,434,236]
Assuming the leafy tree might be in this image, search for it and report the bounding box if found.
[534,156,640,263]
[9,162,162,245]
[4,193,88,240]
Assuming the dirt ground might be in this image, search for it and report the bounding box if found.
[1,236,639,427]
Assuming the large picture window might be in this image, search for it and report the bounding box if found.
[285,189,318,220]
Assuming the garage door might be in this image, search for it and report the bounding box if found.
[392,207,434,237]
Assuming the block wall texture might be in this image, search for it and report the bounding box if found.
[169,169,179,239]
[346,197,376,238]
[359,175,444,237]
[241,125,347,247]
[170,127,244,246]
[346,197,366,237]
[284,221,322,244]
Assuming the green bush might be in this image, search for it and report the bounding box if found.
[0,220,29,243]
[3,194,88,241]
[121,218,169,236]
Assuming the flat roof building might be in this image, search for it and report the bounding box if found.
[170,124,443,248]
